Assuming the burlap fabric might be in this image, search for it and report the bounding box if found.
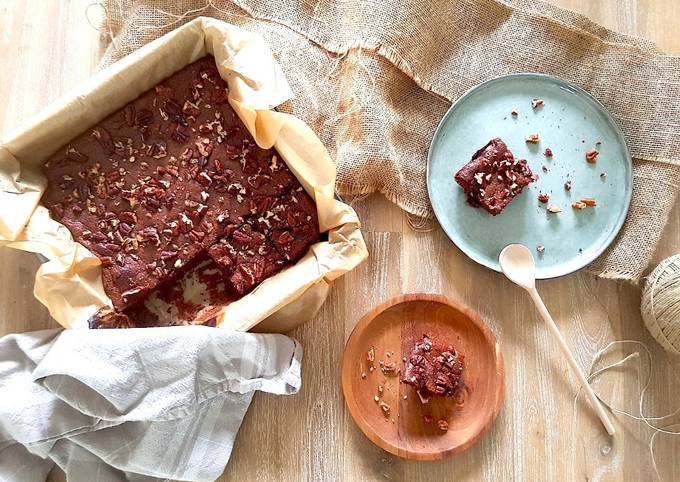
[98,0,680,282]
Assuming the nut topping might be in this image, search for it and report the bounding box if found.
[585,149,599,163]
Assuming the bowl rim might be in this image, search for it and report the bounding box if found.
[341,293,505,460]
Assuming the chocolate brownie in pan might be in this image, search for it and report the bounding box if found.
[42,56,319,326]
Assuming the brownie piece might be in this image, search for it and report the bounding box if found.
[401,336,465,401]
[249,188,318,233]
[454,138,536,215]
[42,56,320,316]
[207,224,285,295]
[270,224,319,262]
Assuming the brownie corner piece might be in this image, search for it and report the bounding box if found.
[454,138,535,215]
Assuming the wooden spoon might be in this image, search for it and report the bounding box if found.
[499,244,615,436]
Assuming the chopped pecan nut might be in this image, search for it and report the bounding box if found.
[367,347,375,363]
[585,149,599,163]
[381,362,398,376]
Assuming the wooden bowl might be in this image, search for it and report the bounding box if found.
[341,293,504,460]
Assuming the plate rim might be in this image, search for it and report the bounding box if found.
[341,293,505,460]
[426,72,633,279]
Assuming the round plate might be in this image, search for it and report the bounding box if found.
[427,73,632,278]
[341,294,504,460]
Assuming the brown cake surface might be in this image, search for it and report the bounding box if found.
[454,138,536,215]
[42,56,320,324]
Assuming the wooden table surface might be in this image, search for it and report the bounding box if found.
[1,1,678,481]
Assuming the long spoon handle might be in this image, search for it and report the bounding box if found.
[528,287,616,436]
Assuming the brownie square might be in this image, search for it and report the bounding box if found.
[250,188,318,234]
[454,138,536,215]
[270,224,319,262]
[207,224,285,295]
[401,335,465,399]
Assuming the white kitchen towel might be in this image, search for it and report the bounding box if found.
[0,326,302,482]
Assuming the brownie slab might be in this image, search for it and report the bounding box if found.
[401,335,465,399]
[42,56,320,319]
[454,138,536,215]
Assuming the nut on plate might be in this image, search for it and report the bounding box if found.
[525,133,540,144]
[585,149,599,163]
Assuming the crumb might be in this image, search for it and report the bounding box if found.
[586,149,599,163]
[437,419,449,432]
[546,204,562,213]
[544,148,553,157]
[361,372,367,379]
[381,361,398,376]
[403,395,408,400]
[541,165,548,172]
[511,110,518,117]
[538,193,549,203]
[374,395,379,402]
[526,133,540,143]
[564,180,572,191]
[531,98,544,109]
[581,198,597,207]
[600,172,607,178]
[423,415,433,424]
[536,244,545,253]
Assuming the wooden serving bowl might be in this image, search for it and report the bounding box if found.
[341,293,504,460]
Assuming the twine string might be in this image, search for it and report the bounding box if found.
[573,340,680,481]
[85,1,120,53]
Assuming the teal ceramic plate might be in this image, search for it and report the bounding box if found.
[427,74,632,278]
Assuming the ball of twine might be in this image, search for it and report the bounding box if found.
[641,254,680,355]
